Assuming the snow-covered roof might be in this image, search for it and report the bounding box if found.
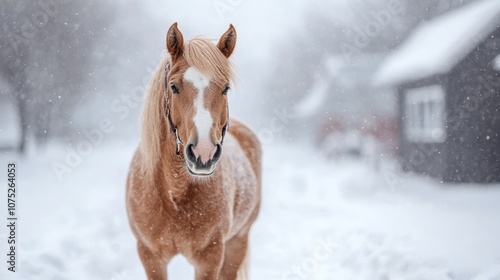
[374,0,500,86]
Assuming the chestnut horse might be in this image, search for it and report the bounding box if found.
[126,23,261,280]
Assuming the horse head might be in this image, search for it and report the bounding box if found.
[165,23,236,176]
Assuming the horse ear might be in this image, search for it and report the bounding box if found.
[166,22,184,60]
[217,24,237,58]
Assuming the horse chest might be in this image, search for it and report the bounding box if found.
[159,190,232,250]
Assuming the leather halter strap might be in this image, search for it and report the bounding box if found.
[164,62,183,156]
[163,61,229,157]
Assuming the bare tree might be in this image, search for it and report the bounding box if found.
[0,1,32,152]
[0,0,114,152]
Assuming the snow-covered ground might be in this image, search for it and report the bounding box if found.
[1,141,500,280]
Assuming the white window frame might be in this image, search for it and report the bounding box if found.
[404,85,446,143]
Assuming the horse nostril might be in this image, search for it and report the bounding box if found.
[185,143,197,163]
[212,144,222,162]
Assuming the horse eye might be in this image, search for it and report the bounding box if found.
[222,85,230,95]
[170,84,179,94]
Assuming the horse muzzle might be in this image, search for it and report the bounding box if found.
[185,141,222,176]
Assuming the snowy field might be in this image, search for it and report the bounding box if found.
[1,142,500,280]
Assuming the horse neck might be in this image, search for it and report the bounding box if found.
[158,129,191,206]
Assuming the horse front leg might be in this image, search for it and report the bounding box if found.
[192,237,225,280]
[137,241,172,280]
[219,232,249,280]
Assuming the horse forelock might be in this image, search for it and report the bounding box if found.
[183,37,235,87]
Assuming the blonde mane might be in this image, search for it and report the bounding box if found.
[139,37,235,178]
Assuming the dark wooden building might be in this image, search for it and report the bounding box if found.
[375,0,500,183]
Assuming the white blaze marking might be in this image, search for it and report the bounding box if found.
[184,67,212,139]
